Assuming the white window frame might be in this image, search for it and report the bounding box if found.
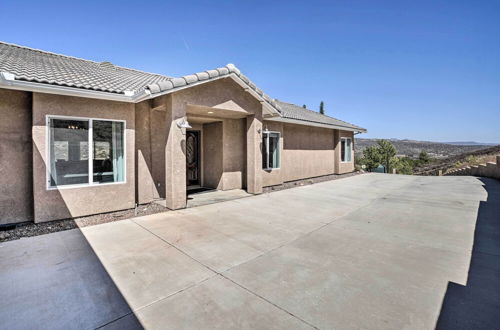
[262,131,281,170]
[340,137,353,163]
[46,115,127,190]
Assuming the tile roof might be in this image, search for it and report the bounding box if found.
[145,63,281,111]
[0,41,170,94]
[275,101,366,132]
[0,41,365,131]
[0,41,281,112]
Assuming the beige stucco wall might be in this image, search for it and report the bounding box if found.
[174,78,262,114]
[283,123,336,182]
[261,122,356,187]
[221,118,246,190]
[335,130,355,174]
[135,100,161,204]
[0,89,33,224]
[262,121,337,186]
[203,121,223,189]
[32,93,135,222]
[150,106,168,199]
[199,118,247,190]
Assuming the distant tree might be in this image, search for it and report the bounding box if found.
[302,104,306,108]
[377,139,397,173]
[392,157,414,175]
[361,145,381,171]
[319,101,325,115]
[418,151,430,164]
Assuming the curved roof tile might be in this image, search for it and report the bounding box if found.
[0,41,169,94]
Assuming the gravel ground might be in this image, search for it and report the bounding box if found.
[263,171,362,193]
[0,203,168,243]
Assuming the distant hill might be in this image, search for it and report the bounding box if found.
[355,138,497,158]
[414,145,500,175]
[444,141,498,146]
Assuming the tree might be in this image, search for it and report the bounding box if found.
[302,104,306,108]
[376,139,397,173]
[361,145,381,171]
[418,151,430,164]
[319,101,325,115]
[392,157,414,175]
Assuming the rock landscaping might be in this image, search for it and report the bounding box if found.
[0,202,168,243]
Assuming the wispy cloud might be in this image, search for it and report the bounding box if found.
[181,36,190,51]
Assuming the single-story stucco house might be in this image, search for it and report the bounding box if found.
[0,41,366,225]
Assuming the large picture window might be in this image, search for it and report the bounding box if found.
[341,137,352,162]
[48,116,125,188]
[262,131,280,170]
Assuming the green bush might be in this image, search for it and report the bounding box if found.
[465,155,479,165]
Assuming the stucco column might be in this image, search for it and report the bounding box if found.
[165,95,187,209]
[246,114,263,194]
[333,129,341,174]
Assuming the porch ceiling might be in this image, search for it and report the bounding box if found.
[188,116,219,124]
[187,103,248,120]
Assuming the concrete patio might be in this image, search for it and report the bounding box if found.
[1,174,499,329]
[155,188,253,209]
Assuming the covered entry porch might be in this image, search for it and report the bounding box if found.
[185,104,251,192]
[137,84,269,210]
[135,75,282,210]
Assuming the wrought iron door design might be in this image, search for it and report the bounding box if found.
[186,131,200,186]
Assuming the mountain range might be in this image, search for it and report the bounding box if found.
[355,138,499,158]
[443,141,499,146]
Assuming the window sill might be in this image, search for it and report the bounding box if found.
[47,181,127,191]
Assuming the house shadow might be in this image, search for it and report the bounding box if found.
[0,147,144,329]
[0,225,144,329]
[436,177,500,329]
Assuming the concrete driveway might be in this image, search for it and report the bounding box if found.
[1,174,499,329]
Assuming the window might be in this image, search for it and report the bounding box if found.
[48,116,125,188]
[262,131,280,169]
[341,137,352,162]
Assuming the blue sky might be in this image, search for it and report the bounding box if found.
[2,0,499,143]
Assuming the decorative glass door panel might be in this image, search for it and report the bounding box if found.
[186,131,200,186]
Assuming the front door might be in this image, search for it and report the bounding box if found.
[186,131,200,186]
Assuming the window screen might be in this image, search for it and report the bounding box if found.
[262,132,280,169]
[341,138,352,162]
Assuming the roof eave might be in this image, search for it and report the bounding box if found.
[0,73,283,118]
[265,116,367,133]
[145,68,281,117]
[0,72,138,102]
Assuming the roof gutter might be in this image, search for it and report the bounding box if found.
[0,72,281,118]
[0,72,140,103]
[265,116,367,133]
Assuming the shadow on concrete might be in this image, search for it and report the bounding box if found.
[0,228,143,329]
[436,178,500,329]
